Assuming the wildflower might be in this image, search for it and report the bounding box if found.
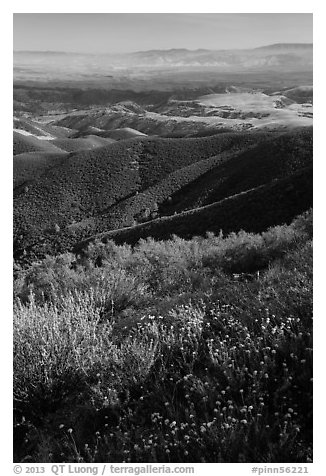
[59,424,64,429]
[67,428,73,434]
[241,420,248,425]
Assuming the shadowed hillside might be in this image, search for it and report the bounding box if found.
[13,128,312,263]
[75,166,312,251]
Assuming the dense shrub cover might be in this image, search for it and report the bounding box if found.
[14,211,312,463]
[13,152,68,190]
[78,167,312,251]
[159,128,312,214]
[14,128,312,262]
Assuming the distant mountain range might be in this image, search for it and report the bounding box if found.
[14,43,312,76]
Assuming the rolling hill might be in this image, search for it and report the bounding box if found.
[14,151,69,191]
[13,131,66,156]
[75,166,312,251]
[51,136,115,152]
[13,127,312,262]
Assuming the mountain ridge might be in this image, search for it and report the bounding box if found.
[14,43,313,55]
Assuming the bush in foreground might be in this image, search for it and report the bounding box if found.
[13,210,313,462]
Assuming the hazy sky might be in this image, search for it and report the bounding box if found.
[13,13,313,54]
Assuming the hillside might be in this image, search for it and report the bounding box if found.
[13,151,69,190]
[51,136,115,152]
[13,131,277,247]
[14,117,75,138]
[13,131,66,155]
[13,128,312,263]
[75,166,312,251]
[74,127,146,141]
[54,91,313,136]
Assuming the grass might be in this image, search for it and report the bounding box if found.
[13,210,313,463]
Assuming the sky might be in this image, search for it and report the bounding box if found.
[13,13,313,54]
